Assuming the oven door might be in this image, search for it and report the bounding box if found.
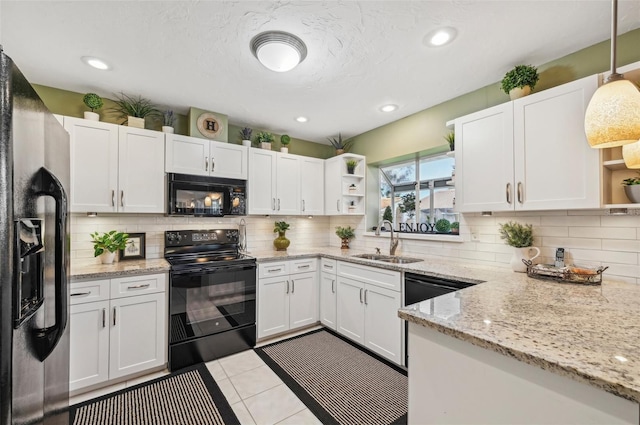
[170,263,256,345]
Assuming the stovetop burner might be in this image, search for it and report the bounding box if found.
[164,229,255,270]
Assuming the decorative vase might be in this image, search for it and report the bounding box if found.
[127,116,145,129]
[280,147,289,153]
[341,238,350,249]
[510,246,541,273]
[84,111,99,121]
[260,142,272,150]
[99,251,116,264]
[336,149,345,155]
[242,140,252,147]
[273,231,290,251]
[162,126,174,133]
[509,85,531,100]
[624,185,640,203]
[347,166,355,174]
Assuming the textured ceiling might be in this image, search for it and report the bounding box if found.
[1,1,639,144]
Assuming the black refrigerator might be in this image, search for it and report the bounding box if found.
[0,48,70,424]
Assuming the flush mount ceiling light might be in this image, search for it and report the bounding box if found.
[295,116,308,123]
[424,27,457,47]
[81,56,110,70]
[380,104,398,112]
[250,31,307,72]
[584,0,640,150]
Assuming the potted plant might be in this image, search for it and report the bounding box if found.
[280,134,291,153]
[82,93,104,121]
[240,127,253,147]
[498,221,541,273]
[90,230,129,264]
[273,221,290,251]
[444,132,455,151]
[501,65,539,100]
[335,226,356,249]
[110,92,161,128]
[435,218,451,233]
[327,133,353,155]
[382,206,393,222]
[622,173,640,203]
[450,221,460,235]
[346,159,359,174]
[256,131,275,150]
[162,110,175,133]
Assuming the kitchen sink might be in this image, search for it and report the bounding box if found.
[351,253,389,261]
[351,253,423,264]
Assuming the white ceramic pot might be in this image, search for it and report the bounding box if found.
[624,185,640,203]
[510,246,540,273]
[162,126,174,133]
[127,116,145,129]
[280,147,289,153]
[509,85,531,100]
[99,251,116,264]
[84,111,99,121]
[242,140,252,147]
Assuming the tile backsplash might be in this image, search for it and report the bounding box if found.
[72,210,640,284]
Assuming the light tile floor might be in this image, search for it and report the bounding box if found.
[69,326,323,425]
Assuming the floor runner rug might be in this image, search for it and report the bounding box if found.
[69,363,239,425]
[255,329,407,425]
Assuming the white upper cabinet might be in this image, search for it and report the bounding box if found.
[300,157,325,215]
[248,149,278,214]
[275,153,301,215]
[165,133,248,180]
[454,75,600,212]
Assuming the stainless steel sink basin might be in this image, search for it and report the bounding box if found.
[351,253,389,260]
[351,254,423,264]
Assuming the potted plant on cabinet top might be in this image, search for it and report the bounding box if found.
[498,221,541,273]
[82,93,104,121]
[444,132,455,151]
[501,65,539,100]
[280,134,291,153]
[327,133,353,155]
[622,172,640,203]
[273,221,290,251]
[335,226,356,249]
[240,127,253,147]
[256,131,275,150]
[163,110,175,133]
[110,92,161,128]
[90,230,129,264]
[346,159,359,174]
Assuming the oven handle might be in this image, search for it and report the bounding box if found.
[170,263,256,276]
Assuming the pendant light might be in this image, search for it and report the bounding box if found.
[584,0,640,149]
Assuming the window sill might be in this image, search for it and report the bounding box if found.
[363,231,463,243]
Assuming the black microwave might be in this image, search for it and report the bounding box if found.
[167,173,246,217]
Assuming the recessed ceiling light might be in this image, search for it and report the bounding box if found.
[424,27,457,47]
[81,56,110,70]
[250,31,307,72]
[380,104,398,113]
[295,116,308,123]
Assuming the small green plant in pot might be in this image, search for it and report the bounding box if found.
[501,65,539,100]
[256,131,275,150]
[280,134,291,153]
[240,127,253,146]
[90,230,129,264]
[622,172,640,203]
[450,221,460,235]
[273,221,291,251]
[498,221,540,273]
[382,206,393,222]
[110,92,161,128]
[444,132,455,151]
[346,159,359,174]
[335,226,356,249]
[82,93,103,121]
[327,133,353,155]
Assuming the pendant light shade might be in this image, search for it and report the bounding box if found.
[622,141,640,168]
[584,0,640,149]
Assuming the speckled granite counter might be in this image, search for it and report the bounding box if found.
[70,258,170,281]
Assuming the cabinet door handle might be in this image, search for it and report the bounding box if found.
[205,156,209,171]
[211,157,215,172]
[517,182,524,204]
[364,289,368,305]
[291,279,295,293]
[112,190,115,207]
[113,307,116,326]
[277,198,281,211]
[359,288,363,303]
[286,280,290,294]
[337,200,340,212]
[127,283,150,290]
[272,198,276,211]
[302,199,305,212]
[331,279,335,293]
[102,308,106,328]
[70,292,91,297]
[506,183,512,204]
[120,190,124,207]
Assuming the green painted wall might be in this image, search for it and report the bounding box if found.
[351,28,640,164]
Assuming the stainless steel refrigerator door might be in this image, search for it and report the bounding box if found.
[1,50,70,425]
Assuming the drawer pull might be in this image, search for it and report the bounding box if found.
[323,264,334,269]
[297,264,310,269]
[128,283,150,290]
[267,268,282,273]
[70,292,91,297]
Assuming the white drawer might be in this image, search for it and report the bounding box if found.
[258,261,289,279]
[337,261,401,292]
[70,279,110,305]
[320,258,337,274]
[110,273,166,299]
[290,258,317,274]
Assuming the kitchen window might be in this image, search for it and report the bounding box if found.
[379,153,457,234]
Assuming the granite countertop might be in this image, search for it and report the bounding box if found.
[70,258,171,281]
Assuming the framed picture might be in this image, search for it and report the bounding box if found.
[120,233,146,261]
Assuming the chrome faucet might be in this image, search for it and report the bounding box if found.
[375,219,398,256]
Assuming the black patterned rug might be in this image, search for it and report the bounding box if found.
[69,363,239,425]
[255,329,407,425]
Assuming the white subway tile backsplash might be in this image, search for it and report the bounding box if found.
[568,227,636,240]
[540,215,601,227]
[602,240,640,252]
[542,237,602,250]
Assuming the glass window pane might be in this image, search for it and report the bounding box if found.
[380,173,393,221]
[433,187,456,222]
[419,155,454,181]
[396,190,416,221]
[381,161,416,185]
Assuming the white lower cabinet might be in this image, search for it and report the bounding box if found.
[69,273,167,392]
[336,261,403,365]
[258,259,318,339]
[319,258,338,330]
